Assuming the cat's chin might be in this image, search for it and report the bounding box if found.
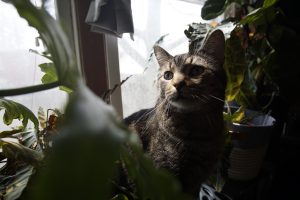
[169,99,201,112]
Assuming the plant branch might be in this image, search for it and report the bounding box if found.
[0,81,60,97]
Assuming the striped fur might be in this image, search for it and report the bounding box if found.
[124,30,226,198]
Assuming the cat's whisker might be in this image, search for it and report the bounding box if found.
[193,94,208,104]
[139,98,170,135]
[132,98,167,127]
[201,94,210,101]
[208,94,225,103]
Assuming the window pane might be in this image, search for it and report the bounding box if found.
[0,0,68,131]
[118,0,204,117]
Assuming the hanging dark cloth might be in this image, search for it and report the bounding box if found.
[85,0,134,39]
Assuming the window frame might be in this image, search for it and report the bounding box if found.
[67,0,123,116]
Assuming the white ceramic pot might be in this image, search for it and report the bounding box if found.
[226,108,276,181]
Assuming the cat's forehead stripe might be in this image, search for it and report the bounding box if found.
[186,56,194,64]
[186,55,209,66]
[173,55,209,68]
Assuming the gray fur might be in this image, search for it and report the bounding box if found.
[125,30,226,198]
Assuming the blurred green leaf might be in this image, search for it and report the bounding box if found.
[0,130,40,200]
[0,166,34,200]
[0,140,43,166]
[0,128,23,138]
[27,83,127,200]
[27,83,188,200]
[121,144,189,200]
[59,86,73,93]
[0,99,39,129]
[201,0,226,20]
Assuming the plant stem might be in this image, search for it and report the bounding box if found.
[0,81,60,97]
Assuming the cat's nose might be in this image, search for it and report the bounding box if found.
[173,81,186,91]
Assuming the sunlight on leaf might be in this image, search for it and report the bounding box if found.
[224,28,247,102]
[239,6,277,26]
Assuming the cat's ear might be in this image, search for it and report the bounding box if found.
[200,29,225,65]
[154,45,173,67]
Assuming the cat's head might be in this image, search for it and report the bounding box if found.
[154,29,226,111]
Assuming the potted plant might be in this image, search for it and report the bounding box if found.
[184,0,293,184]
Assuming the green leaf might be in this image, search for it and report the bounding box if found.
[224,28,247,102]
[0,130,41,200]
[263,0,278,8]
[59,86,73,94]
[239,6,278,26]
[26,83,188,200]
[223,106,245,123]
[0,99,39,129]
[1,140,43,166]
[38,63,73,93]
[27,83,127,200]
[201,0,226,20]
[39,63,58,83]
[121,144,189,200]
[10,0,80,90]
[231,106,245,122]
[234,67,258,109]
[0,128,23,138]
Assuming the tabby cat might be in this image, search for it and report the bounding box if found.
[124,30,226,198]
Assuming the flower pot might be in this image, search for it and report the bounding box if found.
[226,108,276,181]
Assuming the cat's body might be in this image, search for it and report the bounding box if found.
[124,30,226,198]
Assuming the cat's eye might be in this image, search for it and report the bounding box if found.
[189,66,204,77]
[164,71,173,80]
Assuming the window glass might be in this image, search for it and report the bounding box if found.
[118,0,205,117]
[0,0,68,131]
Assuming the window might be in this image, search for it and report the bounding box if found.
[118,0,205,117]
[0,0,68,130]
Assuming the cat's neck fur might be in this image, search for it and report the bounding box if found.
[124,29,226,198]
[147,97,224,196]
